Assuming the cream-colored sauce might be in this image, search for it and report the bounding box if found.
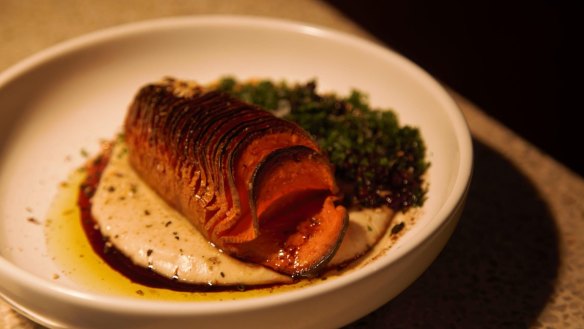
[330,207,393,266]
[91,141,394,286]
[92,143,291,286]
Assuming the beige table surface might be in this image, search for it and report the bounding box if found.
[1,1,583,328]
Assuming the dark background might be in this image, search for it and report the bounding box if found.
[325,1,581,177]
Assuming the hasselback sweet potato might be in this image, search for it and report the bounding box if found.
[123,78,347,277]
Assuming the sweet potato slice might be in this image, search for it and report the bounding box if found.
[234,146,348,277]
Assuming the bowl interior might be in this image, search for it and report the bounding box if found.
[0,16,471,310]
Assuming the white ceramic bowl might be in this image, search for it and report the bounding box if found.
[0,16,472,329]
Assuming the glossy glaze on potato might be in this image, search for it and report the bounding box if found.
[123,79,348,276]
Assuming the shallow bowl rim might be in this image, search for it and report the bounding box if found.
[0,14,473,315]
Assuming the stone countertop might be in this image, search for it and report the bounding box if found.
[1,1,582,328]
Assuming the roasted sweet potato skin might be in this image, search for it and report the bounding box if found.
[123,79,347,276]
